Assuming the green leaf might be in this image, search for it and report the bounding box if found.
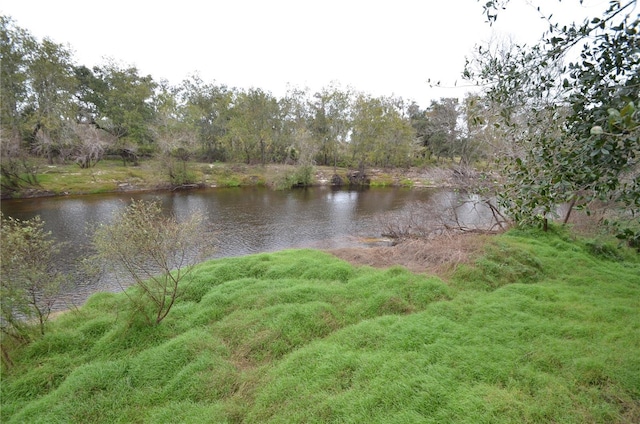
[620,101,635,117]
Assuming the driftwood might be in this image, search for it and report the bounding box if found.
[171,183,205,191]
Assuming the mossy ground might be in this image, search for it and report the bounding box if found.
[1,229,638,423]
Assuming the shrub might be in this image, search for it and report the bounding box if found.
[92,200,214,325]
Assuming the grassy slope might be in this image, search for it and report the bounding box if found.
[1,230,638,423]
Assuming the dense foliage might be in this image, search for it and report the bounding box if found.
[465,0,639,242]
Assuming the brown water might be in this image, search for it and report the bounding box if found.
[1,186,493,309]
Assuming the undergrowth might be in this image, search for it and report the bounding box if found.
[1,230,638,423]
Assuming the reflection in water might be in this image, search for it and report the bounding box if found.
[1,187,491,309]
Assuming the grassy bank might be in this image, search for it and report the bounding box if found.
[4,159,439,198]
[15,160,271,196]
[1,229,639,423]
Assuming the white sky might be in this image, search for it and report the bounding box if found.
[1,0,602,107]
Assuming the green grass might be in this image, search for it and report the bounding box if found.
[1,230,639,423]
[5,159,444,198]
[35,159,168,194]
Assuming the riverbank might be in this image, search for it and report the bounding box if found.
[2,159,484,199]
[2,228,639,423]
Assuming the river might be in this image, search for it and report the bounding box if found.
[1,186,492,309]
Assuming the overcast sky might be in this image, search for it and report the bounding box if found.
[1,0,601,107]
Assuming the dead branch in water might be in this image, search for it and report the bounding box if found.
[377,194,509,241]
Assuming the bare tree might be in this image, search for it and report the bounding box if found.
[70,123,116,168]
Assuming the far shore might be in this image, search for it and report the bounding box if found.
[2,161,488,200]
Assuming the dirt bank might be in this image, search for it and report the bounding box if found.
[328,232,488,279]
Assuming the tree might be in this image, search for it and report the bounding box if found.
[178,75,234,161]
[225,88,280,164]
[25,37,78,164]
[0,17,33,194]
[75,60,157,159]
[457,94,493,166]
[1,17,78,164]
[373,96,416,168]
[422,98,461,163]
[466,1,639,238]
[0,16,31,146]
[279,85,316,165]
[151,81,199,185]
[0,144,40,195]
[309,83,353,169]
[92,200,213,325]
[408,101,431,162]
[350,93,416,169]
[0,213,63,341]
[66,122,116,169]
[0,17,77,192]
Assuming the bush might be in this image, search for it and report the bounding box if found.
[92,200,214,325]
[0,214,64,342]
[274,165,314,190]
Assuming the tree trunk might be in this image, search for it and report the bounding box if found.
[260,138,266,165]
[563,197,578,225]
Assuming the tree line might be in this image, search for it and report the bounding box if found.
[1,15,491,190]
